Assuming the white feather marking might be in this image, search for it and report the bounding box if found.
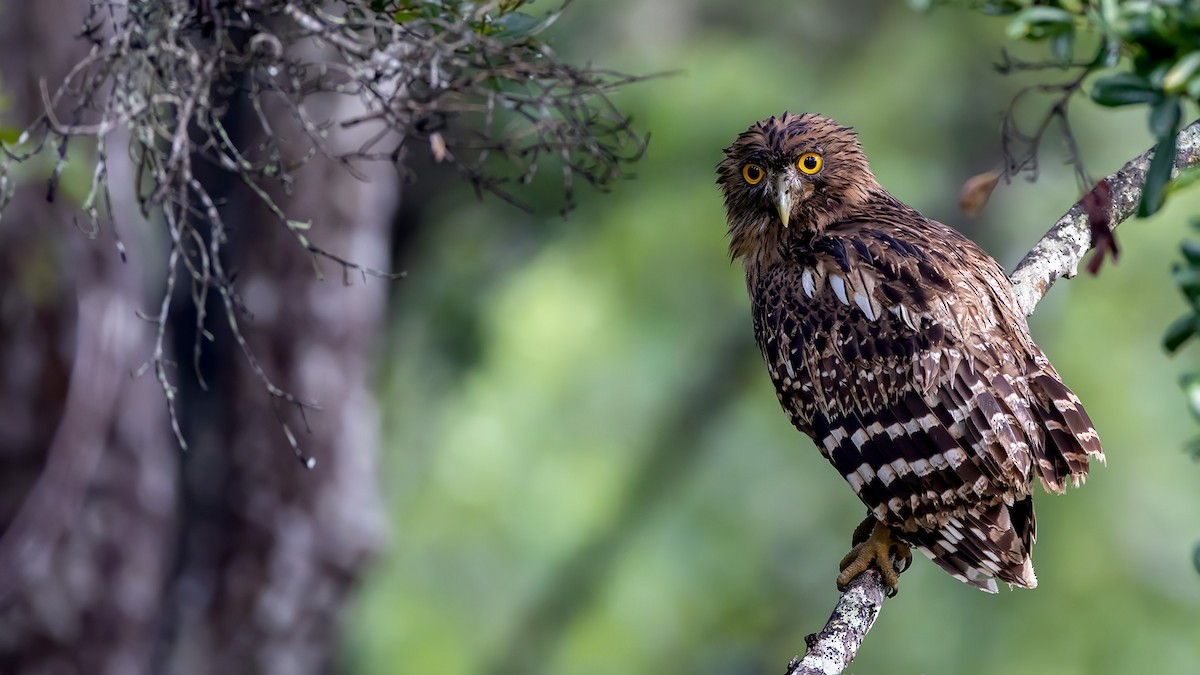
[854,292,877,320]
[1054,398,1077,412]
[846,471,864,494]
[944,448,967,468]
[855,463,876,482]
[830,275,849,305]
[850,429,869,448]
[890,459,911,476]
[877,463,897,486]
[802,270,816,298]
[910,458,931,476]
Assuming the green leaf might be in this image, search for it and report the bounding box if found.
[1007,6,1074,40]
[1091,72,1161,106]
[1149,95,1181,138]
[1139,132,1177,217]
[1165,51,1200,92]
[979,0,1024,16]
[1181,240,1200,266]
[1183,374,1200,417]
[1051,31,1076,66]
[1169,164,1200,196]
[0,126,20,145]
[491,11,541,39]
[1173,264,1200,301]
[1163,314,1197,352]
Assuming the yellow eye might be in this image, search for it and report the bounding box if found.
[798,152,822,175]
[742,163,765,185]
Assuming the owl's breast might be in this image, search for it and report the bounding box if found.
[749,254,940,438]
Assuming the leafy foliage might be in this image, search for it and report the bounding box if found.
[914,0,1200,216]
[1166,220,1200,457]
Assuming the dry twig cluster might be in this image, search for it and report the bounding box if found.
[0,0,648,460]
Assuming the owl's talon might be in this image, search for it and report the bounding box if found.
[836,520,910,595]
[849,514,876,547]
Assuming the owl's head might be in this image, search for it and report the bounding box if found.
[717,112,878,261]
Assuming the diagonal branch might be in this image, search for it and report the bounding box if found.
[1010,117,1200,315]
[787,117,1200,675]
[786,568,891,675]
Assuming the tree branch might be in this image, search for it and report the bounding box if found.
[786,568,890,675]
[787,117,1200,674]
[1010,117,1200,316]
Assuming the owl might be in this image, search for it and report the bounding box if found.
[716,113,1104,592]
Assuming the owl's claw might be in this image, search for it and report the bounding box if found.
[837,519,911,597]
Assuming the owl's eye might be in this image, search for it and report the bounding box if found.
[742,163,765,185]
[798,152,822,175]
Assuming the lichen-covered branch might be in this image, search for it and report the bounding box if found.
[788,118,1200,675]
[1010,118,1200,315]
[786,568,889,675]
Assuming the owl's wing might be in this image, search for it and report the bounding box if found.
[753,222,1103,591]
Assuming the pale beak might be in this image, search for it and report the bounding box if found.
[774,174,792,228]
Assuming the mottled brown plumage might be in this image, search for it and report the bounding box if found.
[717,113,1104,592]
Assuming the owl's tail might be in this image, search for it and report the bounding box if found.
[909,496,1037,593]
[1029,369,1105,493]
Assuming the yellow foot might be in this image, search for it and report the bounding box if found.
[837,518,912,596]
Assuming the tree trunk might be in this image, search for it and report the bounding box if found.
[0,3,176,674]
[0,5,394,674]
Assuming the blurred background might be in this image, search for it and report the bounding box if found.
[350,2,1200,674]
[1,1,1198,674]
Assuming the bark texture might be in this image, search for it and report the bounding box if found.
[0,3,175,674]
[0,4,393,674]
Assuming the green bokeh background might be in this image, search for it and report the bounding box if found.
[348,2,1200,673]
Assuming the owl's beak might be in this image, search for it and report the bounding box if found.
[774,174,792,228]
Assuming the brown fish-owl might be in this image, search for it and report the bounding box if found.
[716,113,1104,592]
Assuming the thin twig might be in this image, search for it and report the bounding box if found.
[6,0,651,457]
